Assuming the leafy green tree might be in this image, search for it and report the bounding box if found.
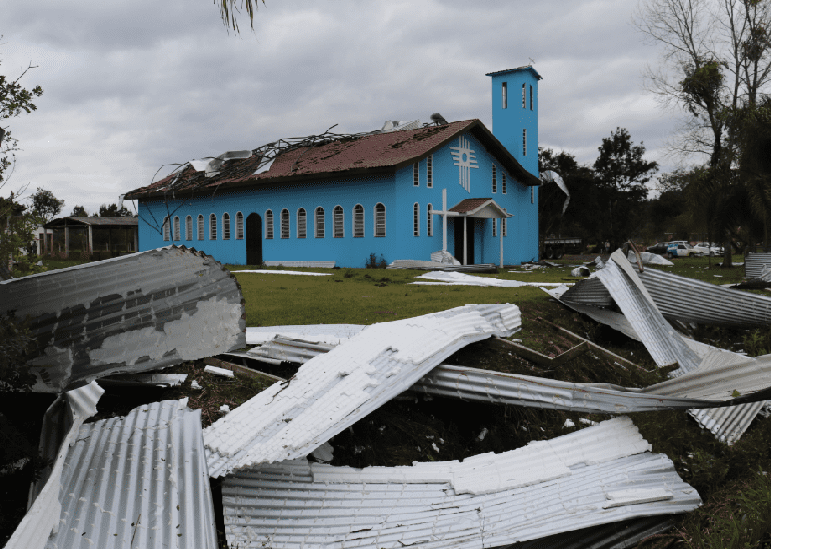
[97,203,133,217]
[28,187,63,223]
[70,205,88,217]
[593,128,658,245]
[0,193,39,278]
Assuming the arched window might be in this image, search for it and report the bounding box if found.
[413,203,419,236]
[427,203,433,236]
[222,213,231,240]
[353,204,364,237]
[281,209,290,239]
[209,214,216,240]
[197,215,204,240]
[265,210,274,238]
[162,217,170,241]
[333,206,344,238]
[235,212,244,240]
[315,207,325,238]
[502,173,507,194]
[173,217,180,241]
[185,216,192,241]
[492,165,497,193]
[297,208,307,238]
[374,203,386,237]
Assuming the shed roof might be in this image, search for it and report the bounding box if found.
[125,119,540,201]
[485,64,543,80]
[448,198,512,218]
[43,216,138,228]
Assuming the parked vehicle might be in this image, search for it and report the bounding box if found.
[667,241,695,258]
[647,242,670,254]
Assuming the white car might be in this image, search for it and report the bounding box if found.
[691,242,723,256]
[667,241,695,257]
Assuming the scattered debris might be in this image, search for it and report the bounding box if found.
[0,246,246,392]
[191,380,203,390]
[311,442,334,463]
[628,250,674,266]
[245,323,365,345]
[411,270,567,288]
[263,261,336,268]
[429,250,460,265]
[95,373,188,388]
[220,404,231,413]
[204,365,235,378]
[570,266,590,277]
[220,418,700,548]
[244,335,339,364]
[563,419,575,428]
[388,260,499,273]
[745,252,771,281]
[203,304,522,477]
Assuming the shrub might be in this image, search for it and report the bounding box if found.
[365,252,387,269]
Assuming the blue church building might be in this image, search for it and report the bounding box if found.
[125,66,542,268]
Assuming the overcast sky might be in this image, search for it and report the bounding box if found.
[2,0,761,216]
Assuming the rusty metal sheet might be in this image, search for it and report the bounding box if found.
[0,246,246,392]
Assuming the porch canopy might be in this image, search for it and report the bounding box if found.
[430,192,513,267]
[43,216,139,255]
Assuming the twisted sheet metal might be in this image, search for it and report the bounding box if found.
[411,271,564,288]
[0,245,246,392]
[203,304,522,477]
[411,356,769,414]
[745,252,771,280]
[44,399,218,549]
[246,335,338,364]
[221,418,701,549]
[6,383,104,549]
[560,266,771,329]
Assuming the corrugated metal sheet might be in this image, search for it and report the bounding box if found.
[411,355,769,414]
[561,264,770,328]
[6,383,104,549]
[44,399,218,549]
[411,271,566,288]
[499,516,677,549]
[0,245,246,392]
[388,260,498,273]
[246,324,365,345]
[234,269,333,276]
[96,374,188,388]
[745,252,771,280]
[262,261,336,268]
[203,304,522,478]
[246,335,337,364]
[221,417,701,549]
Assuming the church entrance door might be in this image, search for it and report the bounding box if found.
[246,213,263,265]
[453,217,475,265]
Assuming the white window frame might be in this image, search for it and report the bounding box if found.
[209,214,216,240]
[522,83,526,109]
[222,213,231,240]
[523,129,527,156]
[162,217,170,241]
[353,204,365,237]
[427,155,433,187]
[427,203,433,237]
[281,209,290,239]
[333,206,344,238]
[529,84,533,111]
[492,218,497,237]
[492,165,496,193]
[197,215,204,240]
[185,215,192,241]
[413,163,419,186]
[236,212,244,240]
[374,203,386,237]
[502,82,507,109]
[173,216,180,241]
[315,207,325,238]
[502,173,507,194]
[297,208,307,239]
[413,202,419,237]
[502,218,507,237]
[265,210,274,238]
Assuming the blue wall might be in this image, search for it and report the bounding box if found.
[138,131,539,266]
[489,68,540,176]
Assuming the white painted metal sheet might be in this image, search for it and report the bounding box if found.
[221,417,701,548]
[245,324,365,345]
[203,304,522,477]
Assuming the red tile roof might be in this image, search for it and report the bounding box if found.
[125,119,539,200]
[449,198,495,213]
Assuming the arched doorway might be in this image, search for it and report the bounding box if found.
[246,213,263,265]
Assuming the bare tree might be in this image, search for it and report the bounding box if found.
[216,0,266,33]
[633,0,770,167]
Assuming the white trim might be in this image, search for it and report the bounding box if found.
[173,216,180,241]
[427,203,433,237]
[297,208,307,239]
[427,155,433,187]
[222,213,231,240]
[333,205,344,238]
[280,208,290,239]
[197,214,204,241]
[353,204,365,238]
[209,214,216,240]
[236,211,244,240]
[265,209,274,239]
[315,207,325,238]
[185,215,192,241]
[162,217,170,241]
[413,202,419,237]
[374,203,386,237]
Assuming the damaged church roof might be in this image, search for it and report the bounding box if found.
[124,120,540,202]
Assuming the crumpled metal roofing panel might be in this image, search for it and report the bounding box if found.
[221,417,700,548]
[246,335,338,364]
[203,304,521,477]
[561,264,770,328]
[43,399,218,549]
[0,246,246,392]
[411,355,769,414]
[412,271,563,288]
[498,515,678,549]
[745,252,771,280]
[5,383,104,549]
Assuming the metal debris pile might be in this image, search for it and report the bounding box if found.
[2,246,770,549]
